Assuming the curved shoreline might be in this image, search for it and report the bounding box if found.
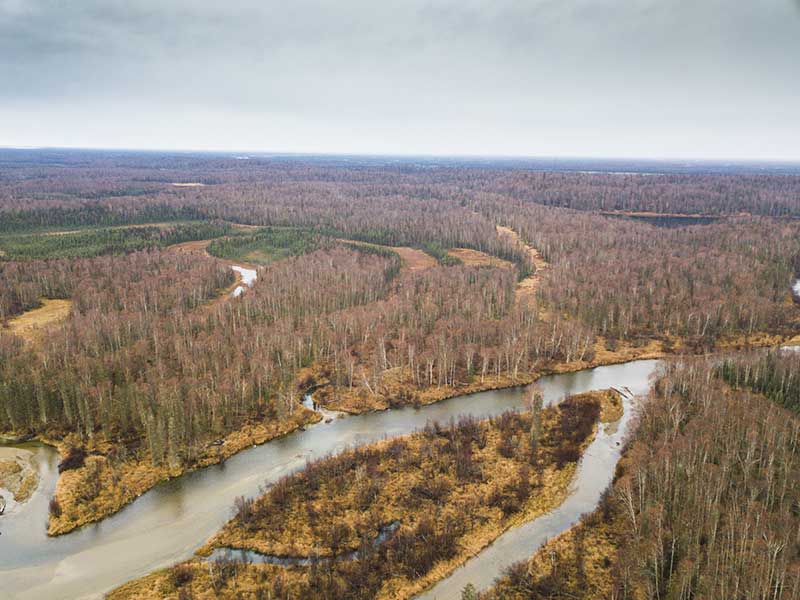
[0,359,659,599]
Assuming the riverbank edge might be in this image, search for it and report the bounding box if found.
[310,331,800,416]
[4,330,795,538]
[383,390,620,600]
[109,390,616,600]
[0,407,321,537]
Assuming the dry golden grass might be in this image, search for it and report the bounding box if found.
[496,225,549,308]
[489,518,618,599]
[108,563,294,600]
[337,238,437,274]
[391,246,437,271]
[202,422,578,558]
[47,408,319,536]
[317,368,536,414]
[596,389,623,423]
[447,247,513,269]
[4,298,72,344]
[166,238,215,256]
[111,392,608,600]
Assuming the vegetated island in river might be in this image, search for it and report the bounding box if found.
[109,389,621,600]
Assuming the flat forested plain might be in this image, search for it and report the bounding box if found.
[2,150,799,598]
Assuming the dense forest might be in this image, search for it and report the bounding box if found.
[1,151,800,596]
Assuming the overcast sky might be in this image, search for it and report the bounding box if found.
[1,1,799,160]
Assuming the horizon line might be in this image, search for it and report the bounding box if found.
[1,144,800,167]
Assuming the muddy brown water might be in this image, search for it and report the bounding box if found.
[0,359,660,599]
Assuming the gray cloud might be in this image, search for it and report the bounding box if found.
[1,0,798,159]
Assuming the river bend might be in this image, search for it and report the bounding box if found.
[0,359,659,599]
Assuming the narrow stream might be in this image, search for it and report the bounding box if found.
[0,359,660,599]
[230,265,257,297]
[419,388,637,598]
[207,521,401,567]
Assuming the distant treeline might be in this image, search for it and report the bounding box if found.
[0,221,234,260]
[0,202,205,233]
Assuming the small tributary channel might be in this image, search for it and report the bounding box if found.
[230,265,257,297]
[207,521,401,567]
[0,359,659,599]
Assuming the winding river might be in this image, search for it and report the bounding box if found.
[0,359,660,599]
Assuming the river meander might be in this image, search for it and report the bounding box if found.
[0,359,660,599]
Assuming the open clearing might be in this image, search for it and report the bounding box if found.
[337,238,437,273]
[448,247,513,269]
[496,225,549,305]
[5,299,72,343]
[391,245,437,271]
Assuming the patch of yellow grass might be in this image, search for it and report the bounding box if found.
[314,366,536,414]
[496,518,618,599]
[391,246,438,271]
[496,225,549,309]
[5,298,72,344]
[336,238,437,274]
[596,389,624,423]
[448,247,513,269]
